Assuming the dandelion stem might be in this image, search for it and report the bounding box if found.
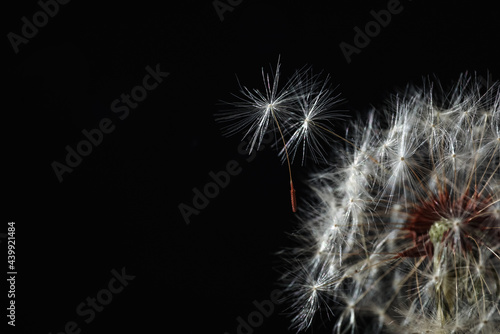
[271,107,297,212]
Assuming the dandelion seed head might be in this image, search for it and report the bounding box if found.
[281,74,500,333]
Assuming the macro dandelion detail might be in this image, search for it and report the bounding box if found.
[219,62,500,333]
[281,75,500,333]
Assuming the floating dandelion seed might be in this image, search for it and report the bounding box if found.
[217,58,298,211]
[217,58,299,154]
[280,69,346,165]
[279,74,500,333]
[217,58,345,212]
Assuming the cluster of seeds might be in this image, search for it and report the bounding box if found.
[284,75,500,333]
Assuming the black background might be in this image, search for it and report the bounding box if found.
[4,1,500,333]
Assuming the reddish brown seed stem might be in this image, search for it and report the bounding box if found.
[290,181,297,213]
[271,107,297,212]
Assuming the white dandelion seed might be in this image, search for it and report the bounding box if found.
[217,58,305,211]
[217,57,300,153]
[279,69,346,165]
[217,58,345,212]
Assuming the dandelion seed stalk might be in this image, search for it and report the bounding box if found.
[270,103,297,212]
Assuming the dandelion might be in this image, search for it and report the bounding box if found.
[219,64,499,332]
[279,75,500,333]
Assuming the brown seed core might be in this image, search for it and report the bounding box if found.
[397,189,495,258]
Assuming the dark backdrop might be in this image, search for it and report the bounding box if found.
[5,1,500,333]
